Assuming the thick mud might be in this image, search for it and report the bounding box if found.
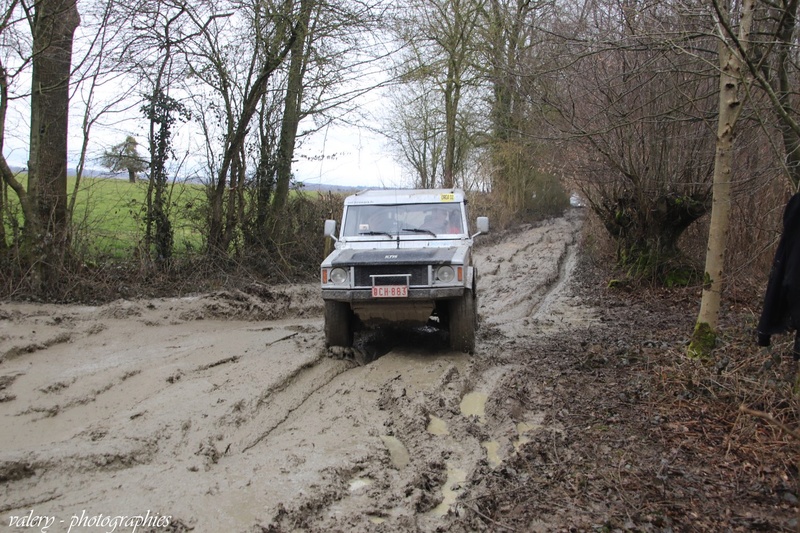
[1,210,588,531]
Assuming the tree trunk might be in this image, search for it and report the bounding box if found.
[0,180,6,252]
[596,192,709,280]
[221,149,245,253]
[442,57,460,189]
[689,0,754,358]
[28,0,80,293]
[272,0,313,217]
[250,125,276,247]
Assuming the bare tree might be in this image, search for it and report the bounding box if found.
[689,0,770,358]
[744,0,800,188]
[68,0,141,222]
[100,0,203,265]
[0,0,35,256]
[270,0,314,217]
[384,81,446,188]
[129,0,191,264]
[0,0,81,291]
[390,0,483,189]
[473,0,577,218]
[177,0,386,255]
[2,0,144,270]
[177,0,297,255]
[529,0,721,281]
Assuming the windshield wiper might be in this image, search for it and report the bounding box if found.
[401,227,437,237]
[359,231,394,239]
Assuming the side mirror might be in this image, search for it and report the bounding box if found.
[324,219,337,241]
[472,216,489,238]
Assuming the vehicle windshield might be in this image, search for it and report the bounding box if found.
[342,203,464,238]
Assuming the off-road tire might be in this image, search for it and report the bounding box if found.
[449,289,476,353]
[324,301,353,348]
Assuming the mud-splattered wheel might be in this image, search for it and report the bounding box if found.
[324,301,353,348]
[449,289,476,353]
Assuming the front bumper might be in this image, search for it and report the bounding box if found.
[322,286,465,302]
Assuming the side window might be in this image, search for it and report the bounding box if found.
[342,207,359,236]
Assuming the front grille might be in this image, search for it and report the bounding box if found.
[354,265,429,287]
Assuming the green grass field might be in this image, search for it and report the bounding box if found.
[5,175,207,258]
[73,177,207,258]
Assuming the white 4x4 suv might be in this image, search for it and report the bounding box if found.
[320,189,489,353]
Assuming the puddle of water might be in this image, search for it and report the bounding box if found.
[481,440,503,467]
[380,435,410,469]
[430,464,467,517]
[482,440,502,467]
[459,392,487,423]
[427,415,449,436]
[215,489,260,529]
[514,421,542,451]
[517,421,541,433]
[348,477,373,492]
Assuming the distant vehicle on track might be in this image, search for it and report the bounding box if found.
[570,193,586,208]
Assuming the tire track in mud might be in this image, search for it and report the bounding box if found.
[529,218,581,321]
[477,211,585,331]
[0,311,341,530]
[260,343,561,531]
[237,356,356,452]
[260,211,588,531]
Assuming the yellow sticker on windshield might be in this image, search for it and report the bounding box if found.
[440,193,455,201]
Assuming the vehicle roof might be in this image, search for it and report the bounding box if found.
[343,188,466,206]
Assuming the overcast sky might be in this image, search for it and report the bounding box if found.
[2,59,407,189]
[3,104,408,189]
[293,120,408,189]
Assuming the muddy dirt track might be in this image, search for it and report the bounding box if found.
[0,209,588,532]
[6,209,800,533]
[4,208,796,533]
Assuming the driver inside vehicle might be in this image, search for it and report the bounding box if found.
[423,208,460,234]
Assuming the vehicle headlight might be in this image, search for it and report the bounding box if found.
[436,265,455,283]
[330,267,348,284]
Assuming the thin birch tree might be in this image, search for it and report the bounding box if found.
[689,0,756,358]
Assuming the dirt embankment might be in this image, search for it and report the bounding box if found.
[3,209,795,533]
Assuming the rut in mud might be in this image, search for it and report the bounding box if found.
[0,211,587,532]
